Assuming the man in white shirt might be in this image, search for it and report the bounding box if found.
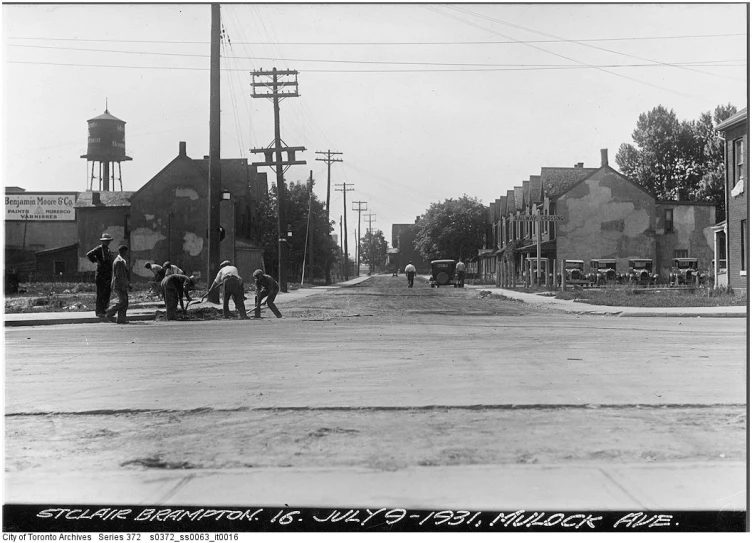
[208,260,248,319]
[404,261,417,288]
[162,261,184,276]
[456,259,466,288]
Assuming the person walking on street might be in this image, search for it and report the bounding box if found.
[87,233,115,319]
[405,261,416,288]
[208,260,248,319]
[161,274,196,320]
[456,259,466,288]
[252,269,282,318]
[105,245,130,324]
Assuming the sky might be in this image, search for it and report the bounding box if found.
[2,2,748,251]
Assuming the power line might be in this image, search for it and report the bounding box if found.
[8,33,745,45]
[9,60,743,74]
[9,44,743,71]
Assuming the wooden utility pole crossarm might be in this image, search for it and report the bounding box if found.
[249,67,306,293]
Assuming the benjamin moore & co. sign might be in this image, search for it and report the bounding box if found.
[4,193,77,221]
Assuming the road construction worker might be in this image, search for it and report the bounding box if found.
[104,245,130,324]
[144,262,166,296]
[456,259,466,288]
[162,261,184,276]
[208,260,248,319]
[252,269,282,318]
[404,261,416,288]
[161,274,196,320]
[86,232,114,319]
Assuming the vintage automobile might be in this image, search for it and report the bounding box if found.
[429,259,458,288]
[557,260,587,285]
[626,258,659,285]
[587,259,621,286]
[669,257,706,286]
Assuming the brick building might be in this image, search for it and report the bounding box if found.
[716,108,748,294]
[485,149,716,285]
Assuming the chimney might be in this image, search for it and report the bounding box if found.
[415,216,420,224]
[91,192,101,205]
[601,148,608,167]
[179,141,186,156]
[574,162,584,168]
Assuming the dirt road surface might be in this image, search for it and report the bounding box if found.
[4,275,746,510]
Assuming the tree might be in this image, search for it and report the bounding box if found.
[359,229,388,273]
[256,180,339,282]
[413,195,487,261]
[616,103,737,221]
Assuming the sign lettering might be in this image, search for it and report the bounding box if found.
[4,193,77,222]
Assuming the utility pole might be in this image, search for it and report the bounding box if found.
[335,182,354,280]
[207,3,222,303]
[339,215,343,279]
[315,150,343,220]
[352,200,367,277]
[315,150,342,285]
[250,67,305,293]
[364,212,376,274]
[302,170,314,285]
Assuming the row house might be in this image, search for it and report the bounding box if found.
[715,108,748,294]
[483,149,717,286]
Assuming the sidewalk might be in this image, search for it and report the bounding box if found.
[5,461,744,511]
[3,276,372,327]
[465,285,747,318]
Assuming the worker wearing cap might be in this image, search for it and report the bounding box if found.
[86,232,115,318]
[105,245,131,324]
[252,269,282,318]
[404,261,417,288]
[161,274,196,320]
[162,261,184,276]
[208,260,248,319]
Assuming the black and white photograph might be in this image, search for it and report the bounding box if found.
[2,1,748,533]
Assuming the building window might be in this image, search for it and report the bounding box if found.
[735,139,744,182]
[742,219,747,272]
[665,209,674,233]
[674,249,689,259]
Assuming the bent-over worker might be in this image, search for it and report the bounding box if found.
[161,274,196,320]
[209,260,248,319]
[252,269,282,318]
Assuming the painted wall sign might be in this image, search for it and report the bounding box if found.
[4,193,77,221]
[513,215,563,222]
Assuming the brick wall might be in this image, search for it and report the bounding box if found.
[724,123,749,293]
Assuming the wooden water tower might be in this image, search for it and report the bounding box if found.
[80,104,132,191]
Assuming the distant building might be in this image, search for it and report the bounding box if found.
[716,108,748,294]
[485,149,716,285]
[391,218,431,273]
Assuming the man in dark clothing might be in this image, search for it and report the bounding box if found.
[161,274,196,320]
[87,233,114,318]
[105,245,130,324]
[252,269,282,318]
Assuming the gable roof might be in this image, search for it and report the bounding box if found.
[540,167,598,199]
[498,195,507,218]
[505,190,515,214]
[522,180,530,208]
[513,186,524,210]
[716,107,747,132]
[529,175,543,204]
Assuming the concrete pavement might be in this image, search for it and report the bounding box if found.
[5,462,745,511]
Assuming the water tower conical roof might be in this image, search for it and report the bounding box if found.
[88,109,125,123]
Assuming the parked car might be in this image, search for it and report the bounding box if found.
[670,257,706,286]
[557,260,587,285]
[429,259,457,288]
[587,259,621,286]
[626,258,659,285]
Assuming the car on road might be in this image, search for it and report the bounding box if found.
[670,257,706,286]
[557,260,587,286]
[587,259,621,286]
[429,259,457,288]
[626,258,659,285]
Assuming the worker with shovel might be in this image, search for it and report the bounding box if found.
[161,274,196,320]
[252,269,282,318]
[206,260,249,319]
